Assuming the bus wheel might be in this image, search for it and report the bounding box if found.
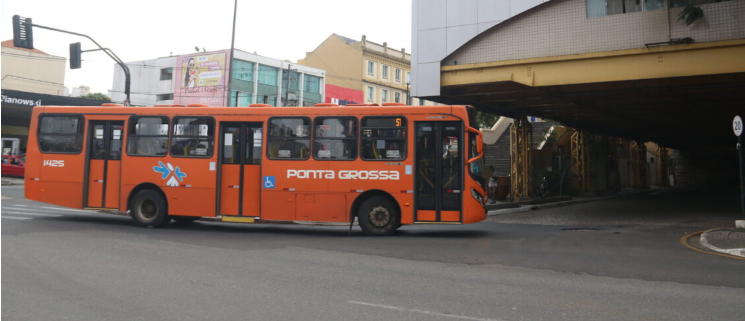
[172,216,200,223]
[131,190,170,228]
[358,196,399,236]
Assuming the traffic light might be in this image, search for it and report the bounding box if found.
[12,15,34,49]
[69,42,82,69]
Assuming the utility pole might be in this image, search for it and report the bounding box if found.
[12,15,131,105]
[284,64,297,107]
[228,0,238,106]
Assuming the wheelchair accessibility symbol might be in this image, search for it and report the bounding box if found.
[263,176,275,189]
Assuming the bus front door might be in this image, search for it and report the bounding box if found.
[415,121,463,222]
[219,122,263,217]
[85,121,123,209]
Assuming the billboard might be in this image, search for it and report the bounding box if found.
[325,84,363,106]
[173,50,230,106]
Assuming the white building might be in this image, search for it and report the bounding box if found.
[110,49,326,107]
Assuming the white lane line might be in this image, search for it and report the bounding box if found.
[39,206,94,213]
[1,211,62,217]
[348,301,503,321]
[2,216,32,220]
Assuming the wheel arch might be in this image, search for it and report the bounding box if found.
[127,183,167,213]
[349,189,400,224]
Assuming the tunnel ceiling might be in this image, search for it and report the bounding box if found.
[436,72,745,150]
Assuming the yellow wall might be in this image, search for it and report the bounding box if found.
[1,47,66,95]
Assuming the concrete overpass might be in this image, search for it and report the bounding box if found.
[411,0,745,196]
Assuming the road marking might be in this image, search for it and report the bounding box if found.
[680,231,745,261]
[2,216,32,220]
[1,211,62,217]
[348,301,502,321]
[40,206,93,213]
[1,196,11,200]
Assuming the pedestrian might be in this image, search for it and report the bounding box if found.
[488,166,498,203]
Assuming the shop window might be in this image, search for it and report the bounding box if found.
[267,117,311,160]
[127,116,169,156]
[171,117,214,158]
[38,115,84,154]
[313,117,358,160]
[361,117,407,161]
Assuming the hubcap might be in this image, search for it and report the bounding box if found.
[369,205,390,228]
[138,199,157,221]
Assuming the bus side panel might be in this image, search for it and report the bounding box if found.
[167,187,215,217]
[397,194,414,224]
[417,210,436,221]
[38,153,86,209]
[87,160,105,208]
[463,197,487,224]
[261,191,295,221]
[295,194,346,222]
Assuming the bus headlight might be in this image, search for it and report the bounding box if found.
[471,188,485,207]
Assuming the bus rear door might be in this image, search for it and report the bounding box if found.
[415,121,463,223]
[84,120,124,209]
[219,122,263,218]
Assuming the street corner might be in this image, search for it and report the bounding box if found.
[681,228,745,260]
[699,228,745,258]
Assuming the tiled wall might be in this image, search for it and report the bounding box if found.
[444,0,745,66]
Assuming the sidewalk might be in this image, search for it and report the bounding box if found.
[486,187,660,216]
[700,228,745,258]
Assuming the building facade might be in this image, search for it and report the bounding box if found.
[110,50,325,107]
[300,34,438,106]
[1,40,105,154]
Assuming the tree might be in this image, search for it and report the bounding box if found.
[476,111,500,129]
[80,93,111,102]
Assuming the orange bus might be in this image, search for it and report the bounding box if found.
[24,103,487,235]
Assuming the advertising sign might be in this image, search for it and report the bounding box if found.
[173,50,230,106]
[325,84,363,106]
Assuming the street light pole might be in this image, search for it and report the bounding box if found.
[227,0,238,107]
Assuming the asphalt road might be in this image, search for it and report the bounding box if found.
[2,185,744,321]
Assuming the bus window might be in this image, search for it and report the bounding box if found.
[313,117,358,160]
[267,117,311,160]
[38,115,84,154]
[171,117,214,157]
[127,116,169,156]
[360,116,406,161]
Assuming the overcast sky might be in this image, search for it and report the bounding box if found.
[2,0,412,97]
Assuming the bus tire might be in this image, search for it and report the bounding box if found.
[131,189,170,228]
[172,216,200,223]
[358,196,399,236]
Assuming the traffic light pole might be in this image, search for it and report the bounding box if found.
[23,21,131,105]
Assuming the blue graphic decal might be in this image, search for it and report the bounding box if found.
[153,161,170,179]
[264,176,275,189]
[153,161,187,187]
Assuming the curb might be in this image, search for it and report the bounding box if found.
[699,228,745,258]
[487,188,659,216]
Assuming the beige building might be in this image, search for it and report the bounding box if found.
[1,40,66,95]
[299,34,436,106]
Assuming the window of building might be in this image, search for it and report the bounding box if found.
[156,93,174,101]
[382,65,389,79]
[38,115,84,154]
[395,92,401,103]
[304,75,321,94]
[587,0,664,18]
[230,91,252,106]
[367,61,375,75]
[361,117,406,160]
[367,86,374,101]
[232,60,254,81]
[267,117,311,160]
[160,68,173,81]
[406,71,411,84]
[313,117,358,160]
[395,68,401,82]
[170,117,214,157]
[382,89,388,102]
[258,65,278,86]
[127,116,169,156]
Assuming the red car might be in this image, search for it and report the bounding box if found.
[1,155,25,177]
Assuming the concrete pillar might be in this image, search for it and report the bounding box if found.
[510,117,533,201]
